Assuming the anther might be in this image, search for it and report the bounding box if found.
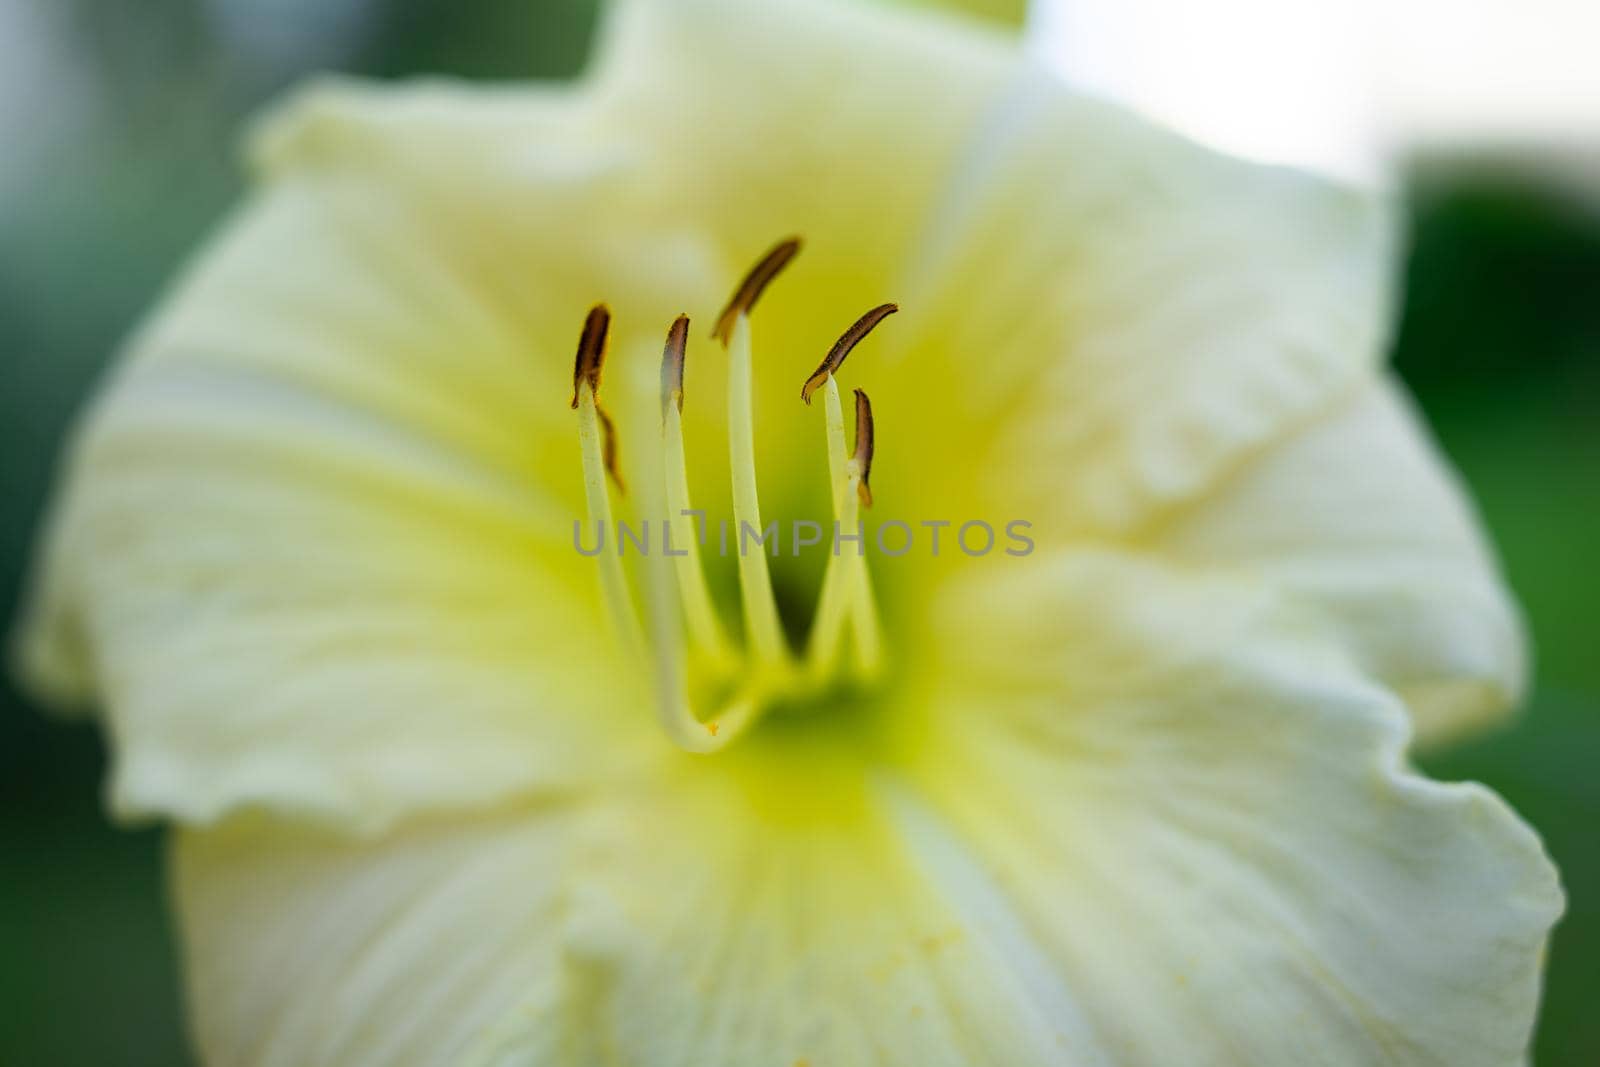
[853,388,875,508]
[711,237,802,344]
[801,303,897,404]
[597,405,625,494]
[570,303,610,409]
[662,313,688,414]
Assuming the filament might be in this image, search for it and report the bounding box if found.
[807,376,882,680]
[660,317,736,672]
[575,382,646,659]
[726,314,791,669]
[639,418,755,753]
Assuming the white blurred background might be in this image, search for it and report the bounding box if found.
[1028,0,1600,182]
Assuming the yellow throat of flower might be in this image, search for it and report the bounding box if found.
[571,238,894,754]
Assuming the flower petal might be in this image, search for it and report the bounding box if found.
[587,0,1019,288]
[173,808,577,1067]
[1156,379,1525,744]
[175,576,1562,1067]
[910,550,1561,1065]
[175,789,1112,1067]
[14,93,713,830]
[867,78,1389,532]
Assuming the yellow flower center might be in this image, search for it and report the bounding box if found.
[571,237,898,753]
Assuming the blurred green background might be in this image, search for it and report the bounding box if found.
[0,1,1594,1064]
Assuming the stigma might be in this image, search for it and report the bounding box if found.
[568,238,892,752]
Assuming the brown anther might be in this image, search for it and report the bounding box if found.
[801,303,897,404]
[711,237,802,344]
[571,303,611,409]
[597,405,626,495]
[662,314,689,415]
[852,388,875,508]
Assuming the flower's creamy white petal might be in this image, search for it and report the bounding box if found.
[176,543,1556,1067]
[1157,379,1524,745]
[589,0,1018,288]
[16,102,714,830]
[953,107,1392,534]
[173,808,578,1067]
[175,581,1561,1067]
[529,777,1109,1066]
[909,551,1561,1065]
[175,785,1112,1067]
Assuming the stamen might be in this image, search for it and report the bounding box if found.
[800,303,897,405]
[852,387,875,508]
[659,315,735,670]
[806,451,863,679]
[575,380,645,658]
[710,239,802,670]
[567,256,898,741]
[711,237,801,344]
[570,303,609,410]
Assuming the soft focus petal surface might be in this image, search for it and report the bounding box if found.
[175,550,1559,1066]
[176,787,1104,1067]
[911,551,1561,1065]
[174,808,577,1067]
[16,104,711,829]
[1156,380,1525,744]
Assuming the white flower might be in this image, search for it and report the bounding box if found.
[16,0,1561,1063]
